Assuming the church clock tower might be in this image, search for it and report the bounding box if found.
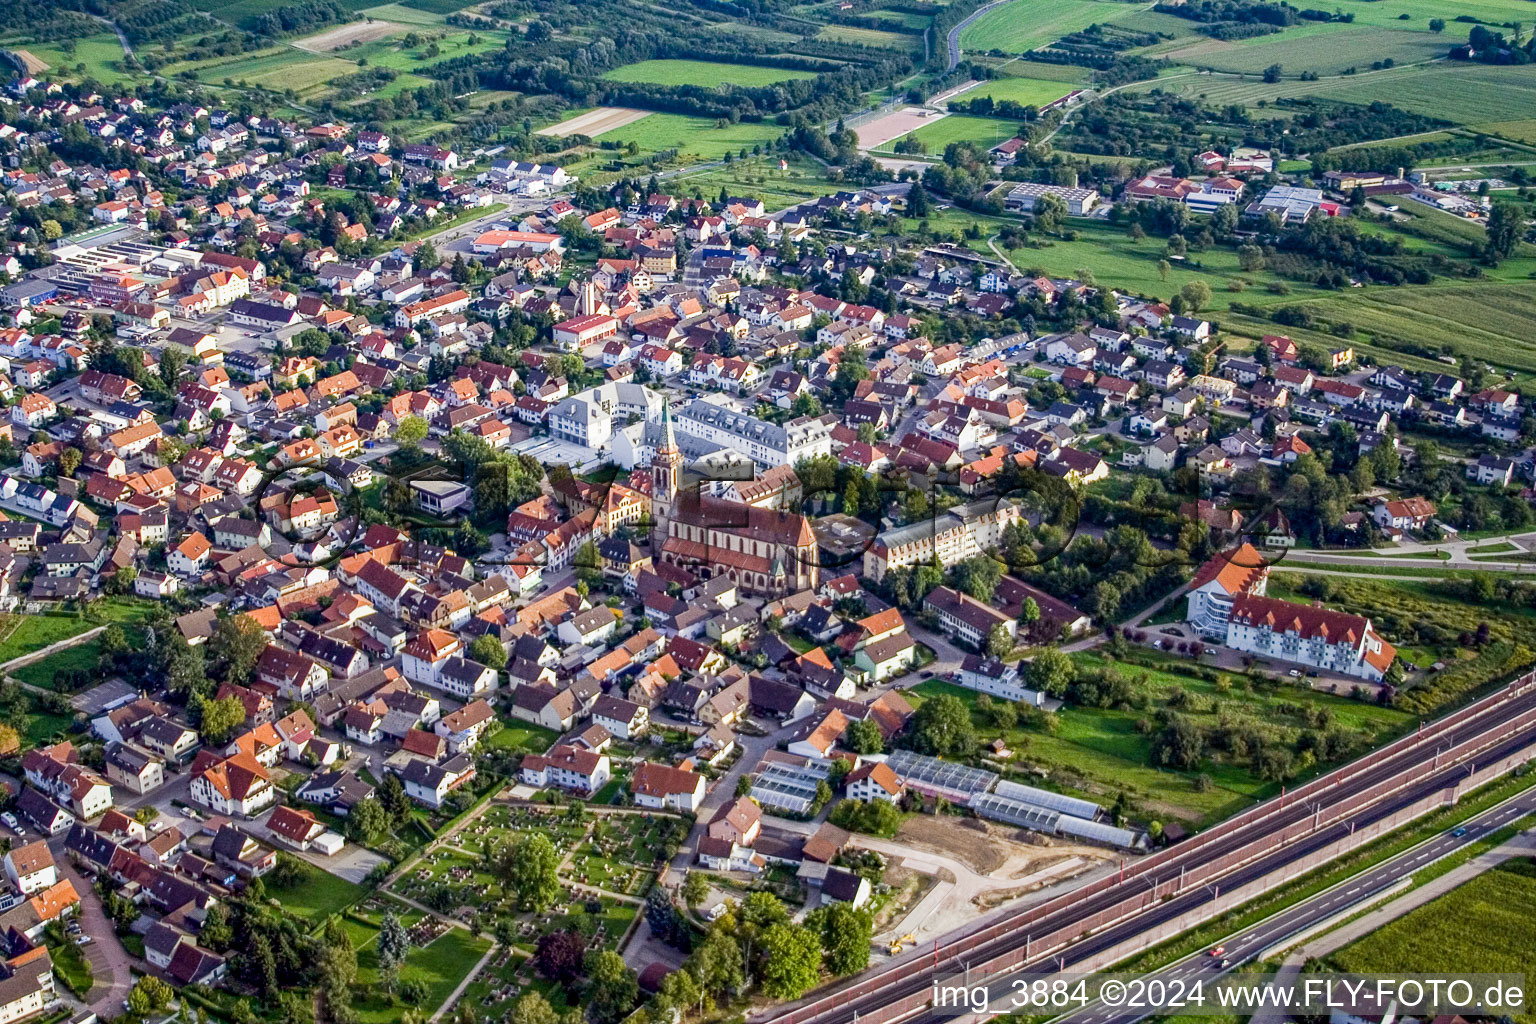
[651,399,682,537]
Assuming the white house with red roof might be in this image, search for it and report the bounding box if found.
[1224,594,1395,682]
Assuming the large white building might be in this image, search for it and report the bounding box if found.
[547,381,662,451]
[1224,594,1396,682]
[673,395,833,471]
[864,497,1023,581]
[1185,543,1270,637]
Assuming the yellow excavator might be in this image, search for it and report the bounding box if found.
[886,933,917,955]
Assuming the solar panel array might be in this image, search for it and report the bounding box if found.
[993,779,1102,821]
[750,762,823,814]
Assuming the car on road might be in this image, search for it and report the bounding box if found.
[1220,958,1231,968]
[0,813,16,831]
[1452,827,1468,838]
[1288,670,1303,678]
[1208,946,1225,957]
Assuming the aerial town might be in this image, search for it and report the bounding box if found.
[0,0,1530,1022]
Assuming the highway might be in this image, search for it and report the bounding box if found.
[762,677,1536,1024]
[1060,787,1536,1024]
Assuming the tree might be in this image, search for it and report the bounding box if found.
[534,929,586,984]
[1429,17,1445,30]
[908,693,977,757]
[193,693,246,744]
[842,718,884,755]
[211,613,269,685]
[346,797,391,845]
[585,950,639,1024]
[1156,259,1171,282]
[395,415,429,449]
[1034,192,1068,234]
[1180,280,1212,313]
[1237,245,1265,272]
[1262,63,1282,83]
[1484,203,1520,264]
[58,447,81,478]
[816,904,872,976]
[501,833,562,912]
[128,976,174,1015]
[510,992,561,1024]
[757,924,822,999]
[469,634,508,670]
[952,555,1003,602]
[653,968,702,1019]
[906,184,930,219]
[682,871,710,909]
[377,910,411,973]
[1025,649,1075,697]
[1020,597,1041,626]
[985,623,1014,659]
[688,929,744,998]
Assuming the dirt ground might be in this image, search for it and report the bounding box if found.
[854,107,947,150]
[537,107,651,138]
[896,815,1006,873]
[294,20,403,51]
[12,50,47,74]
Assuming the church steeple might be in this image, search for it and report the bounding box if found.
[651,398,682,531]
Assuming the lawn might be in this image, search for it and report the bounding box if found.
[596,113,787,162]
[12,634,108,689]
[602,59,816,86]
[950,76,1076,108]
[10,33,134,85]
[268,861,367,923]
[0,612,111,666]
[959,0,1155,54]
[354,924,492,1023]
[482,721,559,755]
[1328,860,1536,1005]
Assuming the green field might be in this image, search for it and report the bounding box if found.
[482,720,560,755]
[1132,63,1536,126]
[1328,860,1536,1013]
[602,58,817,86]
[596,112,787,161]
[1242,279,1536,375]
[907,649,1410,827]
[878,113,1023,153]
[1474,118,1536,144]
[185,47,360,95]
[959,0,1154,54]
[8,33,134,85]
[190,0,378,30]
[996,59,1092,82]
[268,861,367,923]
[1161,24,1445,76]
[357,2,452,24]
[952,76,1076,107]
[673,156,850,206]
[816,24,921,48]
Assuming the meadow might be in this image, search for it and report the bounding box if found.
[593,112,787,161]
[951,75,1075,107]
[673,155,850,206]
[816,24,921,48]
[602,59,817,86]
[1160,24,1446,76]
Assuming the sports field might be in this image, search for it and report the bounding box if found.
[951,76,1075,108]
[602,59,817,86]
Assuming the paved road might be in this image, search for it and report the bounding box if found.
[56,855,134,1016]
[1061,789,1536,1024]
[946,0,1013,70]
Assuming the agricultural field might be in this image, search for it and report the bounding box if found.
[1328,861,1536,989]
[1240,279,1536,376]
[1160,25,1445,76]
[4,33,135,85]
[816,24,921,48]
[1473,119,1536,145]
[959,0,1155,55]
[994,59,1091,82]
[603,58,817,87]
[674,155,850,207]
[950,76,1076,108]
[593,112,788,162]
[184,48,360,96]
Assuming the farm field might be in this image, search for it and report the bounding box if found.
[875,113,1022,153]
[994,59,1091,82]
[602,59,817,86]
[1328,861,1536,990]
[1129,63,1536,126]
[537,107,650,138]
[1242,279,1536,375]
[816,24,920,48]
[7,33,134,85]
[595,112,787,161]
[1160,25,1445,76]
[356,2,453,24]
[950,76,1075,107]
[1473,119,1536,144]
[674,156,849,207]
[183,47,360,95]
[959,0,1154,55]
